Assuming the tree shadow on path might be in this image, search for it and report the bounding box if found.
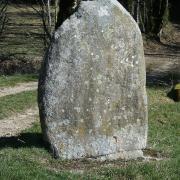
[146,72,180,87]
[147,71,180,102]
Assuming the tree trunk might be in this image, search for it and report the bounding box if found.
[55,0,80,29]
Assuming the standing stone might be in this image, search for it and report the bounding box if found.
[38,0,148,160]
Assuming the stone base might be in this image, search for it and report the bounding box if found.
[88,150,144,161]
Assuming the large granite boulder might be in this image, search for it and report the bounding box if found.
[38,0,148,160]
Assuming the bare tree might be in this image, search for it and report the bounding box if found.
[119,0,170,36]
[29,0,55,47]
[55,0,81,28]
[35,0,81,45]
[0,0,8,35]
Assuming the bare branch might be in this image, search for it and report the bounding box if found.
[0,0,8,36]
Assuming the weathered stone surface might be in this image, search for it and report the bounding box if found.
[38,0,148,160]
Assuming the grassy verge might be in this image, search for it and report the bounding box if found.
[0,74,38,87]
[0,90,37,119]
[0,87,179,179]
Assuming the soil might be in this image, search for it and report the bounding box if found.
[0,107,38,137]
[0,81,38,137]
[0,81,38,97]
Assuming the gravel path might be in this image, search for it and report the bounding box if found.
[0,107,39,137]
[146,55,180,85]
[0,81,39,137]
[0,82,38,98]
[145,23,180,85]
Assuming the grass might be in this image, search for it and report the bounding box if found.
[0,90,37,119]
[0,74,38,87]
[0,87,179,179]
[147,87,180,158]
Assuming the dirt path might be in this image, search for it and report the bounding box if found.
[0,107,39,137]
[0,81,39,137]
[0,82,38,97]
[145,23,180,85]
[146,55,180,85]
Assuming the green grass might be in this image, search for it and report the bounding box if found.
[0,90,37,119]
[0,74,38,87]
[0,87,179,179]
[147,88,180,159]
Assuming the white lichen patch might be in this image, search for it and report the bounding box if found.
[84,81,89,85]
[98,6,109,17]
[137,119,141,124]
[95,55,99,59]
[103,109,107,114]
[121,106,126,111]
[105,98,111,106]
[96,89,100,93]
[89,129,93,134]
[97,74,103,80]
[75,130,79,134]
[97,79,102,85]
[54,32,60,40]
[123,114,128,120]
[95,119,102,128]
[74,107,81,113]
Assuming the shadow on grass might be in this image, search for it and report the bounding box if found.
[0,132,48,149]
[147,71,180,101]
[146,72,180,87]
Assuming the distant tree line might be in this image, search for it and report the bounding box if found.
[55,0,178,38]
[119,0,170,35]
[1,0,179,39]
